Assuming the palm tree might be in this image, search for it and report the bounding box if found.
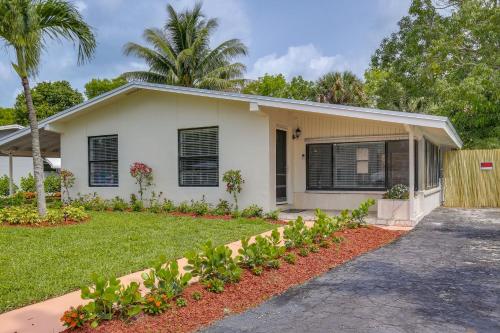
[316,71,368,107]
[123,3,248,91]
[0,0,95,215]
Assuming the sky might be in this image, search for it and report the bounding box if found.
[0,0,411,107]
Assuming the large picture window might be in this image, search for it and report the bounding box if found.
[307,142,385,190]
[178,127,219,187]
[307,140,420,191]
[425,140,440,189]
[88,135,118,187]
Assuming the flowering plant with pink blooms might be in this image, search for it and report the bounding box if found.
[130,162,153,201]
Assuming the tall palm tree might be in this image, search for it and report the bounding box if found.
[123,3,248,91]
[316,71,368,107]
[0,0,95,215]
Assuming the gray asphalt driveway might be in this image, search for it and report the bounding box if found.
[202,208,500,333]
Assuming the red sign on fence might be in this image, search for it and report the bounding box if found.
[480,162,493,170]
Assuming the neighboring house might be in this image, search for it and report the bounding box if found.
[0,125,60,192]
[0,83,462,224]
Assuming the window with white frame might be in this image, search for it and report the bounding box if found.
[425,140,440,189]
[88,135,118,187]
[178,126,219,187]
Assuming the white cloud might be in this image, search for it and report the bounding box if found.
[248,44,352,80]
[74,1,87,12]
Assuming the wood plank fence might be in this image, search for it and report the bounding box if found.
[443,149,500,207]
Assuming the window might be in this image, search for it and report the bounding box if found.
[307,142,385,190]
[88,135,118,187]
[425,140,440,189]
[178,127,219,187]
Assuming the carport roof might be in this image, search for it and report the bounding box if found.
[0,82,463,155]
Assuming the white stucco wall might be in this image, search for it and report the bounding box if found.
[0,156,33,186]
[58,90,271,210]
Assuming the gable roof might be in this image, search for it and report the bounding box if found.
[0,82,463,148]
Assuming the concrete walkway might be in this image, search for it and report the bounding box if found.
[202,208,500,333]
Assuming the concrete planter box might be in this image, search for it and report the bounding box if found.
[377,199,409,224]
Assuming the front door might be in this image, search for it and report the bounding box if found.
[276,129,287,203]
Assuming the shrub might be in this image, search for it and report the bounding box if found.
[265,209,280,220]
[241,204,264,218]
[350,199,375,227]
[148,191,164,213]
[0,175,17,196]
[202,278,225,293]
[237,229,284,272]
[0,206,40,225]
[20,173,36,192]
[383,184,409,200]
[176,297,187,308]
[130,195,144,212]
[283,253,296,265]
[81,274,121,327]
[111,197,128,211]
[309,209,334,243]
[44,209,64,224]
[60,305,88,329]
[298,247,309,257]
[44,173,61,193]
[222,170,244,211]
[190,198,210,216]
[143,291,170,315]
[141,257,191,299]
[192,291,202,301]
[177,201,191,213]
[211,199,232,216]
[283,216,311,249]
[0,191,25,208]
[161,199,175,213]
[117,282,143,321]
[184,241,241,292]
[60,169,76,201]
[129,162,153,201]
[73,193,109,211]
[309,245,320,253]
[62,206,88,222]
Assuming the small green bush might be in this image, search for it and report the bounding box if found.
[20,173,36,192]
[237,229,285,272]
[177,201,191,213]
[283,253,296,265]
[81,274,121,327]
[131,200,144,212]
[383,184,409,200]
[265,209,280,220]
[298,247,309,257]
[143,291,170,315]
[241,204,264,218]
[350,199,375,227]
[202,278,225,293]
[211,199,232,216]
[111,197,128,211]
[72,193,109,211]
[283,216,311,249]
[161,199,175,213]
[191,291,202,301]
[141,256,191,299]
[44,173,61,193]
[63,206,89,222]
[0,175,17,196]
[176,297,187,308]
[0,206,40,225]
[190,198,210,216]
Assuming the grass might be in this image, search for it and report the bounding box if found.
[0,211,274,313]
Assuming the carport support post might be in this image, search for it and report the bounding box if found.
[408,128,415,222]
[8,152,14,196]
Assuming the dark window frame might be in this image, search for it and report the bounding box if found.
[88,134,119,187]
[306,139,419,192]
[178,126,219,187]
[425,139,440,189]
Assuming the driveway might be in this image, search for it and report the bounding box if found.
[202,208,500,333]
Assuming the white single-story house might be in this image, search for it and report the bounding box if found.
[0,125,60,193]
[0,82,462,225]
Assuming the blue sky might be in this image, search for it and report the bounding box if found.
[0,0,411,107]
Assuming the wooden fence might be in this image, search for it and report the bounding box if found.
[443,149,500,207]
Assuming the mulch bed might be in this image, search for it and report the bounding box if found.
[1,219,86,228]
[69,226,405,333]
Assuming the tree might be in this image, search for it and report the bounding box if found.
[0,108,16,125]
[0,0,95,215]
[14,81,83,125]
[316,71,368,106]
[366,0,499,148]
[84,77,128,99]
[123,3,248,91]
[242,74,317,101]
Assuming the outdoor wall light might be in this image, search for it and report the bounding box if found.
[292,127,302,140]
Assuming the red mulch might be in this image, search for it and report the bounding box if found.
[1,219,86,228]
[67,226,405,333]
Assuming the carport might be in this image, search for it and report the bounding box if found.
[0,127,61,194]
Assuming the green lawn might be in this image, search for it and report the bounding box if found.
[0,212,274,313]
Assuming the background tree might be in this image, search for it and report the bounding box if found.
[316,71,368,106]
[14,81,83,125]
[366,0,499,148]
[84,77,128,99]
[242,74,317,101]
[0,107,16,125]
[123,3,247,91]
[0,0,95,215]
